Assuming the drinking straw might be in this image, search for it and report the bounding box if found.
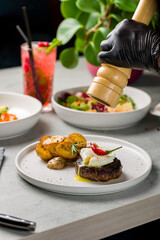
[22,6,44,103]
[16,25,28,42]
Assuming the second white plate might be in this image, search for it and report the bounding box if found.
[150,102,160,116]
[15,135,152,195]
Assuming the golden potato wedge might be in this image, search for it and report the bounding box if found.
[39,136,51,144]
[43,135,65,145]
[67,133,87,148]
[36,143,53,161]
[36,135,65,160]
[47,157,67,170]
[42,135,65,156]
[56,141,78,160]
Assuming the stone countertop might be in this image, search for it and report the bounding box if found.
[0,58,160,240]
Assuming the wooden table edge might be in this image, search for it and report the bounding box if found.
[20,194,160,240]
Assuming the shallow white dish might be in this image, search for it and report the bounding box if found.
[52,86,151,130]
[15,135,152,195]
[150,102,160,116]
[0,92,42,139]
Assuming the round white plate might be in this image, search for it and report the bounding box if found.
[150,102,160,116]
[52,86,151,130]
[0,92,42,139]
[15,135,152,195]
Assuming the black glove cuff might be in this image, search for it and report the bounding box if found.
[151,31,160,72]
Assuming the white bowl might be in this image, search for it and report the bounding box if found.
[0,92,42,139]
[52,86,151,130]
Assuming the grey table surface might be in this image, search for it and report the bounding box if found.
[0,58,160,240]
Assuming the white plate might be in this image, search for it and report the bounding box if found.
[15,135,152,195]
[52,86,151,130]
[0,92,42,139]
[150,102,160,116]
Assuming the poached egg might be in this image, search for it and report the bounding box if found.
[80,147,115,168]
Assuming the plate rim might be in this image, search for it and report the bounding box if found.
[15,135,152,195]
[150,102,160,116]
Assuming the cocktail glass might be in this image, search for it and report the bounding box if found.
[21,41,57,112]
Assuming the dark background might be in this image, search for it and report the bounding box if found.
[1,0,159,70]
[0,0,65,69]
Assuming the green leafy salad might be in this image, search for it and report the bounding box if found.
[57,91,135,113]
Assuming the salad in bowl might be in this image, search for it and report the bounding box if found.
[57,91,136,113]
[52,86,151,130]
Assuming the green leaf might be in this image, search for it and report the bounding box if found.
[56,18,82,45]
[60,0,81,19]
[88,32,95,41]
[110,18,118,31]
[0,107,9,116]
[98,27,110,38]
[108,13,122,22]
[85,12,100,30]
[151,11,160,31]
[84,42,100,66]
[92,28,110,53]
[60,47,79,68]
[69,142,79,155]
[76,0,101,13]
[76,28,86,39]
[77,12,89,26]
[46,38,62,55]
[113,0,139,12]
[127,97,136,109]
[99,0,110,5]
[75,37,85,52]
[66,95,77,104]
[121,10,132,19]
[92,30,105,53]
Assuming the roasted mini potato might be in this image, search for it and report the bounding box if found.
[66,133,86,148]
[47,157,67,170]
[36,143,53,161]
[39,136,52,144]
[36,135,65,160]
[56,141,78,160]
[43,135,65,156]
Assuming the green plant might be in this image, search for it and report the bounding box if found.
[56,0,158,69]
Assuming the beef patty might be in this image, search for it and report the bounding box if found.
[75,157,122,182]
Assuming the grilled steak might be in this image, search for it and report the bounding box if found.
[75,157,122,182]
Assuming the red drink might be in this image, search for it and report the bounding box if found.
[21,42,57,110]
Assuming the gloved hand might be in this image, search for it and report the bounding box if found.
[98,19,160,72]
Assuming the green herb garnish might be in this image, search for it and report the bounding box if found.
[0,107,9,116]
[57,98,64,105]
[118,95,136,108]
[106,146,122,155]
[46,38,62,55]
[69,142,79,155]
[127,97,136,109]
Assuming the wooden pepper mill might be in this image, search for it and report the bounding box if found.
[87,0,157,107]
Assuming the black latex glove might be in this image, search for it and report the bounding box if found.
[98,19,160,72]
